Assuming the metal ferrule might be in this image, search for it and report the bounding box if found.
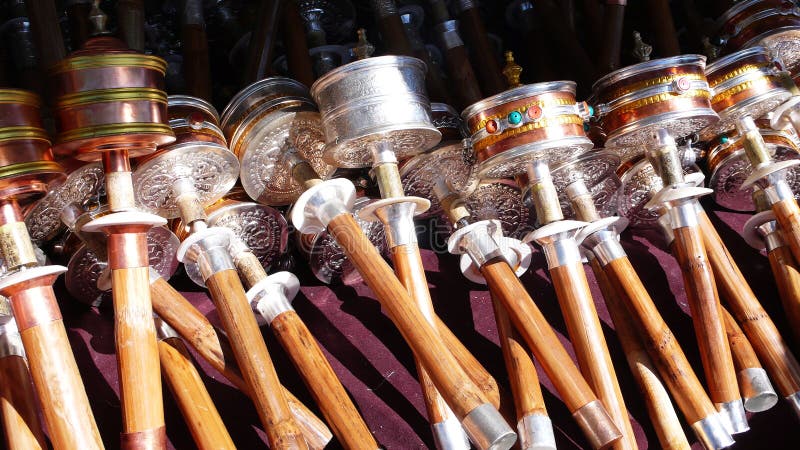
[761,222,786,252]
[785,391,800,420]
[717,399,749,435]
[153,315,180,341]
[253,284,294,324]
[0,318,25,359]
[517,413,557,450]
[582,229,626,266]
[571,400,623,450]
[457,225,506,268]
[690,413,735,450]
[540,235,583,268]
[172,177,208,225]
[0,221,38,270]
[460,403,517,450]
[763,179,796,203]
[183,234,236,280]
[565,179,601,223]
[738,367,778,413]
[647,129,685,186]
[431,415,471,450]
[373,202,418,248]
[657,211,676,246]
[738,117,772,167]
[105,171,136,212]
[668,200,699,229]
[527,161,563,225]
[435,20,464,50]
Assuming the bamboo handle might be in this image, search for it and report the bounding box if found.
[479,258,596,412]
[456,5,506,95]
[0,355,46,450]
[148,277,332,448]
[112,266,166,445]
[490,294,547,420]
[549,262,634,449]
[671,225,739,406]
[271,310,377,449]
[434,315,500,408]
[590,258,689,450]
[697,211,800,398]
[601,257,717,424]
[9,285,103,449]
[158,337,236,450]
[767,245,800,346]
[326,214,489,419]
[772,198,800,267]
[206,269,307,449]
[599,1,626,74]
[282,0,315,87]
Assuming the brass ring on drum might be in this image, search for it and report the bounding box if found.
[0,90,40,106]
[472,116,585,153]
[0,126,50,143]
[49,54,167,74]
[55,88,167,108]
[0,161,63,180]
[603,73,706,101]
[56,123,173,144]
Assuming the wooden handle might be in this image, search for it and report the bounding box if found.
[66,1,93,49]
[768,244,800,346]
[644,0,680,56]
[368,0,413,56]
[0,355,46,450]
[9,286,103,449]
[181,0,212,100]
[722,308,762,373]
[158,337,236,450]
[271,310,377,449]
[671,225,739,406]
[148,277,332,448]
[479,258,597,413]
[698,211,800,398]
[327,214,489,419]
[117,0,146,52]
[490,294,547,420]
[598,2,626,74]
[456,5,506,95]
[243,0,282,85]
[206,269,307,449]
[111,266,166,442]
[590,258,690,450]
[434,315,500,408]
[772,198,800,267]
[600,257,717,424]
[25,0,67,69]
[442,44,483,111]
[282,0,315,87]
[549,262,634,448]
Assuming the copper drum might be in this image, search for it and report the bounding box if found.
[701,46,791,140]
[714,0,800,74]
[430,103,467,142]
[220,77,334,206]
[297,196,387,285]
[706,128,800,211]
[133,96,238,219]
[592,55,718,149]
[310,55,442,168]
[462,81,594,179]
[50,35,175,159]
[0,89,64,201]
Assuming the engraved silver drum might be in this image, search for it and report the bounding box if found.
[548,150,622,220]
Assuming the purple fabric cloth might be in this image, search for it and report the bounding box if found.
[59,199,800,449]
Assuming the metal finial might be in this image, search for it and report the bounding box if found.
[89,0,109,36]
[632,31,652,62]
[353,28,375,60]
[701,36,720,62]
[502,51,523,88]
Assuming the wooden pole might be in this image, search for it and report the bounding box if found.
[0,339,46,450]
[767,244,800,346]
[772,198,800,269]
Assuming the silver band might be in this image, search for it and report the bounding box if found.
[459,227,506,268]
[690,413,735,450]
[668,200,699,229]
[582,229,626,266]
[716,399,749,435]
[0,319,25,359]
[517,414,556,450]
[435,20,464,50]
[373,202,418,248]
[540,237,583,268]
[460,403,516,450]
[431,415,470,450]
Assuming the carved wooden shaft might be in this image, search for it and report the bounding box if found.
[148,276,333,449]
[158,336,236,450]
[549,262,635,449]
[0,354,46,450]
[390,243,476,436]
[456,3,506,95]
[772,198,800,268]
[205,269,308,449]
[697,211,800,400]
[767,244,800,346]
[600,256,718,426]
[326,214,491,419]
[489,294,548,423]
[670,225,739,408]
[589,258,690,450]
[282,0,315,87]
[479,257,622,449]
